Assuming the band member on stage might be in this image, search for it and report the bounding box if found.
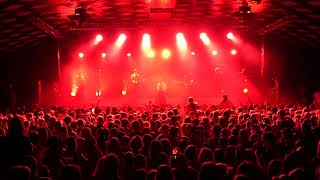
[156,80,167,105]
[130,69,140,84]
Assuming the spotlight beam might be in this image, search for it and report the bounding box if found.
[200,33,210,46]
[176,33,187,54]
[115,33,127,47]
[142,33,151,51]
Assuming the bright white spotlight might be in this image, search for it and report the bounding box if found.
[101,53,106,58]
[122,90,127,96]
[243,88,249,94]
[96,34,103,41]
[231,49,237,55]
[212,50,218,56]
[176,33,187,52]
[142,33,151,51]
[115,33,127,47]
[227,32,234,40]
[78,52,84,58]
[162,48,171,59]
[94,34,103,45]
[127,52,132,57]
[71,91,76,97]
[191,51,196,56]
[200,32,210,46]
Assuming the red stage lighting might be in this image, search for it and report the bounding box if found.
[151,0,175,8]
[101,53,107,58]
[127,52,132,57]
[212,50,218,56]
[115,33,127,47]
[243,88,249,94]
[161,48,171,59]
[200,32,210,45]
[231,49,237,55]
[122,90,127,96]
[227,32,234,40]
[78,52,84,58]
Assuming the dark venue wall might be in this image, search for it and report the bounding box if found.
[264,35,320,104]
[0,38,59,108]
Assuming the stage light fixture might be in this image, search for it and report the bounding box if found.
[200,32,210,45]
[191,51,196,56]
[231,49,237,55]
[239,0,251,14]
[162,48,171,59]
[127,52,132,57]
[115,33,127,47]
[78,52,84,58]
[101,53,106,58]
[212,50,218,56]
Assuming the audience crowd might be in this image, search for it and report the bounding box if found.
[1,97,320,180]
